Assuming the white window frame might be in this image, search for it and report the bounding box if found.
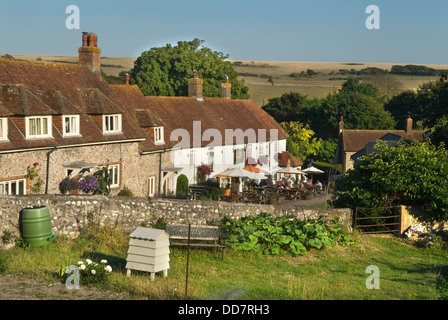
[62,115,80,137]
[154,126,164,144]
[105,164,120,188]
[0,178,26,195]
[0,118,8,141]
[26,116,52,139]
[148,176,156,197]
[102,114,122,134]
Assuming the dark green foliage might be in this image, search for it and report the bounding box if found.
[220,213,356,256]
[384,90,420,129]
[117,186,133,197]
[129,38,249,99]
[176,174,189,198]
[199,181,223,201]
[262,79,395,143]
[390,65,446,76]
[332,141,448,221]
[93,166,112,195]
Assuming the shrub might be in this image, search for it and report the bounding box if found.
[332,141,448,221]
[93,166,112,195]
[118,186,133,197]
[176,174,189,198]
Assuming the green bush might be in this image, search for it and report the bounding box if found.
[176,174,189,198]
[332,141,448,221]
[117,186,133,197]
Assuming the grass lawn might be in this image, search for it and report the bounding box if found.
[1,224,447,300]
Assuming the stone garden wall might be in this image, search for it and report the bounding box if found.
[0,195,352,241]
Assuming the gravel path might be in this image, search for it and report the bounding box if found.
[0,274,132,300]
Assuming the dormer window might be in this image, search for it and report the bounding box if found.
[154,126,164,144]
[0,118,8,141]
[63,115,80,137]
[103,114,122,134]
[26,116,52,139]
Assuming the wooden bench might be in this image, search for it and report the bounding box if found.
[165,224,226,260]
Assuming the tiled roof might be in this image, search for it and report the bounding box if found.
[341,129,425,152]
[277,151,303,167]
[0,58,146,152]
[145,96,289,149]
[110,84,166,153]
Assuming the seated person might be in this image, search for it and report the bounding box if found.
[224,184,231,196]
[288,179,293,189]
[315,180,323,191]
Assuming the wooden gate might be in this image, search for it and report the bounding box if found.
[354,207,401,234]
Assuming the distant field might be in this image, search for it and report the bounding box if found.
[7,54,448,107]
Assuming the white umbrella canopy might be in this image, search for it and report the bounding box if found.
[302,166,324,174]
[276,167,307,175]
[215,167,265,180]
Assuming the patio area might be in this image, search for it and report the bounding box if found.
[217,184,327,205]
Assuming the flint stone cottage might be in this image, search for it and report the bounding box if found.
[333,115,425,173]
[0,32,288,197]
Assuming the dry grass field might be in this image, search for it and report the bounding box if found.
[8,54,448,107]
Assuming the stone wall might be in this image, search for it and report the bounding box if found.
[0,195,352,241]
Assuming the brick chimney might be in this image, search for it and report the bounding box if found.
[124,73,130,85]
[188,71,203,99]
[405,115,413,133]
[78,32,101,73]
[339,116,344,133]
[221,74,231,99]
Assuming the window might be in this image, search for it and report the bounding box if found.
[0,118,7,141]
[154,127,164,144]
[107,164,120,188]
[63,115,80,137]
[103,114,122,134]
[0,178,26,195]
[26,116,52,139]
[148,176,156,197]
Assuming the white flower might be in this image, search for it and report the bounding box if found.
[101,260,107,264]
[80,264,86,270]
[86,259,92,265]
[91,270,96,275]
[104,265,112,273]
[77,261,84,265]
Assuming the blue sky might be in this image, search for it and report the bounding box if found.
[0,0,447,64]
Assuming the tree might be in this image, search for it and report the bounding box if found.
[262,92,313,123]
[279,121,322,162]
[332,141,448,221]
[384,90,421,130]
[363,73,403,101]
[320,79,396,139]
[415,74,448,130]
[129,38,249,99]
